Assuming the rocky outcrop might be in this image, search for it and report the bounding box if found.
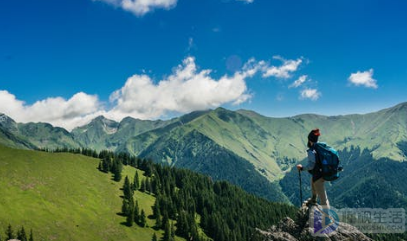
[254,204,373,241]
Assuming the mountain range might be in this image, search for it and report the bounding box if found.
[1,102,407,205]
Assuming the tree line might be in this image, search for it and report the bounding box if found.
[116,158,296,241]
[1,224,34,241]
[43,147,297,241]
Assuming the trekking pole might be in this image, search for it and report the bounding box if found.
[298,170,303,206]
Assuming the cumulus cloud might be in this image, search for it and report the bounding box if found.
[348,69,378,89]
[261,56,303,78]
[0,55,306,130]
[300,88,321,101]
[0,91,101,131]
[95,0,177,16]
[106,56,253,120]
[289,75,308,88]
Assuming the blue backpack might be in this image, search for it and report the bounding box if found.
[314,142,342,181]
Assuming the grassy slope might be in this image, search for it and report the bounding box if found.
[192,109,282,180]
[17,123,81,150]
[241,102,407,162]
[124,108,285,181]
[0,144,183,241]
[123,103,407,185]
[0,128,36,150]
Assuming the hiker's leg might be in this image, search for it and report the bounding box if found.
[311,177,317,198]
[307,177,317,205]
[314,178,329,208]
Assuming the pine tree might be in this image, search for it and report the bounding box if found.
[29,229,34,241]
[151,232,158,241]
[147,178,153,193]
[112,159,122,182]
[122,199,130,216]
[155,212,162,229]
[161,211,169,230]
[133,171,139,190]
[134,201,140,224]
[152,198,160,218]
[6,224,15,240]
[123,176,133,200]
[126,204,134,227]
[101,156,111,173]
[140,179,146,192]
[17,226,27,241]
[151,177,159,195]
[170,222,176,241]
[163,219,170,241]
[175,211,189,238]
[140,209,147,227]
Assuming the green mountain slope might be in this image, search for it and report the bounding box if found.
[0,144,298,241]
[95,103,407,203]
[71,116,120,151]
[17,122,80,150]
[138,129,288,202]
[0,113,80,150]
[0,127,36,150]
[239,102,407,162]
[0,144,174,241]
[0,114,37,149]
[122,108,289,180]
[122,102,407,179]
[2,102,407,206]
[72,115,177,152]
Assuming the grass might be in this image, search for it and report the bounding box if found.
[0,144,184,241]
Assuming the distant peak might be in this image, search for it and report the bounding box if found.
[121,116,137,122]
[0,113,16,124]
[388,101,407,112]
[93,115,109,121]
[90,115,117,124]
[213,107,231,113]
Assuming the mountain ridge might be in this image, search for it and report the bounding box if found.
[1,102,407,204]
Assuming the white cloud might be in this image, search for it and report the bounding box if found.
[300,88,321,101]
[237,0,254,3]
[289,75,308,88]
[186,37,195,51]
[288,75,321,100]
[262,56,303,78]
[107,56,253,120]
[95,0,177,16]
[0,91,101,131]
[348,69,378,89]
[0,55,306,130]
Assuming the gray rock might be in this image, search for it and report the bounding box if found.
[254,204,373,241]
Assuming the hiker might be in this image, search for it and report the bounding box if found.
[296,128,330,208]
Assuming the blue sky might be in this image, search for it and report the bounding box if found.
[1,0,406,130]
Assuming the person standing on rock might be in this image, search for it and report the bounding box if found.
[296,128,330,208]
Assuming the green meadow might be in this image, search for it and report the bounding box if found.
[0,144,183,241]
